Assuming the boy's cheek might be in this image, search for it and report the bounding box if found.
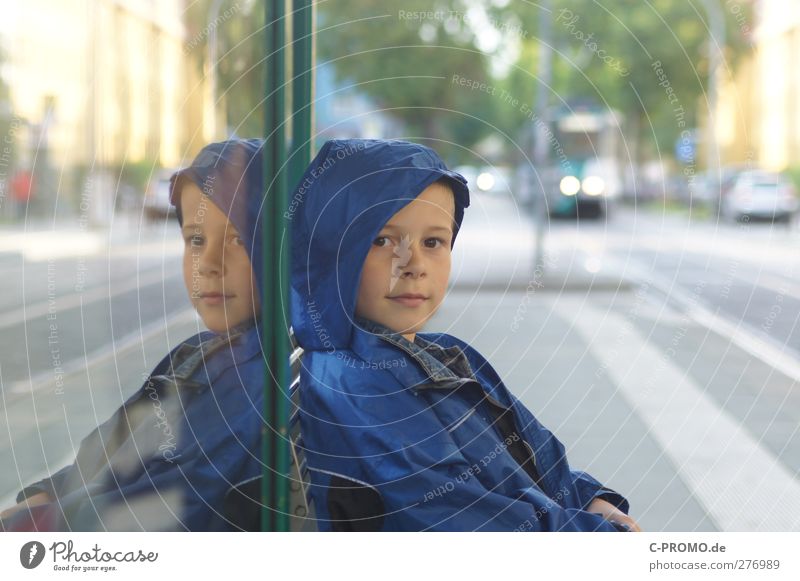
[182,258,202,301]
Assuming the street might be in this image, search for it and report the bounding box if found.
[2,199,799,531]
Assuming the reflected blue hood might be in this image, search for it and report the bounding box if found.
[289,139,470,352]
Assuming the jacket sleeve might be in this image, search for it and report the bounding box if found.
[13,339,192,506]
[15,465,73,503]
[387,465,624,531]
[571,470,630,514]
[14,402,134,507]
[49,455,213,531]
[14,386,149,507]
[463,341,633,519]
[302,386,622,532]
[5,461,202,532]
[504,389,632,515]
[20,413,261,533]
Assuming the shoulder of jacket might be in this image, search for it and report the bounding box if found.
[143,332,211,377]
[300,349,402,395]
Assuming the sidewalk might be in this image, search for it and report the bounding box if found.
[0,213,182,263]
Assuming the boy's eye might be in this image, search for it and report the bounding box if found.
[424,237,446,249]
[231,235,245,246]
[372,236,393,248]
[186,235,204,247]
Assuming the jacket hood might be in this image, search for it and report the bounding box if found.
[169,138,266,301]
[289,138,470,352]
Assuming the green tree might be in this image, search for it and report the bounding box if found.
[184,0,266,137]
[316,0,752,165]
[493,0,753,163]
[316,0,504,161]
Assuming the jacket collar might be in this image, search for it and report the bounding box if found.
[351,317,475,391]
[183,317,262,388]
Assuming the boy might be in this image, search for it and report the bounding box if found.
[1,139,266,531]
[291,138,640,531]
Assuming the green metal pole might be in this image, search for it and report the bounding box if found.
[262,0,289,532]
[289,0,314,186]
[262,0,314,533]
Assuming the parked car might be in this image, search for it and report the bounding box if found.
[690,166,746,206]
[721,170,798,223]
[144,169,178,221]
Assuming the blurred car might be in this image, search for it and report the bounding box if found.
[144,169,178,221]
[721,170,798,223]
[477,166,511,196]
[689,166,746,206]
[453,165,512,198]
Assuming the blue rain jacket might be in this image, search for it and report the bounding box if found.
[5,139,267,531]
[291,138,630,531]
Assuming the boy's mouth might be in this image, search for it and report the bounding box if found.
[199,292,234,305]
[387,293,427,308]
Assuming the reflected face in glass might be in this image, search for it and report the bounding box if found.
[355,182,455,342]
[179,181,260,333]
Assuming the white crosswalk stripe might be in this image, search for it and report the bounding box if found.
[552,297,800,531]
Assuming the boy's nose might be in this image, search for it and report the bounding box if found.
[199,247,225,276]
[400,264,424,278]
[398,247,425,278]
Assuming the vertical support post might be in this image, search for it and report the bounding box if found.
[261,0,315,533]
[262,0,290,532]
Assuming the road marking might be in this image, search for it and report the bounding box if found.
[0,268,182,330]
[646,251,800,305]
[7,307,199,399]
[553,297,800,531]
[0,231,105,261]
[603,256,800,385]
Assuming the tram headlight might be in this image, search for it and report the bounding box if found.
[559,175,581,196]
[581,176,605,196]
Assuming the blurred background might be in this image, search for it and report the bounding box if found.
[2,0,799,531]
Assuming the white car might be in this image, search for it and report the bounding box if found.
[721,170,798,223]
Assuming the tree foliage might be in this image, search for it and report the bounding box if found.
[184,0,266,137]
[492,0,754,160]
[318,0,754,163]
[316,0,497,161]
[182,0,754,165]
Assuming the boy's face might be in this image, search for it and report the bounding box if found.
[180,181,260,333]
[355,181,455,341]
